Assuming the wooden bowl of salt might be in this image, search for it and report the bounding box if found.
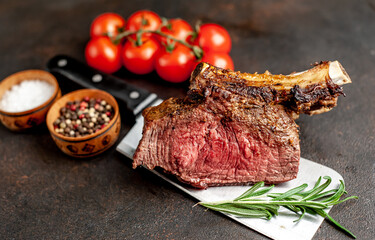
[0,70,61,131]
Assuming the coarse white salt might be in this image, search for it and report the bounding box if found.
[0,79,55,112]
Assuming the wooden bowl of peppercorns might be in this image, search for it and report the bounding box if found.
[46,89,121,158]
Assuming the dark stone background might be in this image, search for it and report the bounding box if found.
[0,0,374,239]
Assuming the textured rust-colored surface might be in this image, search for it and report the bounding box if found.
[0,0,374,239]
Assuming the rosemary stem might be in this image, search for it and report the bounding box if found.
[200,200,328,209]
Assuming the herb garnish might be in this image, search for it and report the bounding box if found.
[199,176,358,238]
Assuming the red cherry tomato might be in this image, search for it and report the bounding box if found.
[85,37,122,74]
[159,19,193,45]
[90,13,126,38]
[196,23,231,53]
[200,52,234,70]
[125,10,162,32]
[122,37,161,75]
[155,44,196,83]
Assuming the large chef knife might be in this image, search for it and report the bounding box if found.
[47,55,163,158]
[47,55,343,240]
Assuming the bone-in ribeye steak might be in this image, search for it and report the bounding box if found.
[133,61,351,188]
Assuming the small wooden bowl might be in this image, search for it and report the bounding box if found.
[0,70,61,131]
[46,89,121,158]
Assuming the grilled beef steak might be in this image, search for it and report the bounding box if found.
[133,62,351,189]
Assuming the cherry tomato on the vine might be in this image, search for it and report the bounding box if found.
[90,13,126,38]
[195,23,231,53]
[86,11,234,81]
[85,37,122,74]
[122,37,161,75]
[125,10,162,33]
[159,19,193,45]
[155,44,196,83]
[200,52,234,70]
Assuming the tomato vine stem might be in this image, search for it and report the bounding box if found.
[113,29,203,59]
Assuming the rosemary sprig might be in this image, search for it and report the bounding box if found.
[199,176,358,238]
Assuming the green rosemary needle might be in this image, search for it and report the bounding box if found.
[199,176,358,238]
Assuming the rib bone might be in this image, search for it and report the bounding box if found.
[189,61,351,116]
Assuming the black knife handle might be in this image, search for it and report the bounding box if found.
[47,54,155,116]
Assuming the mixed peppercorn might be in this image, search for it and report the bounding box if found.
[53,97,114,137]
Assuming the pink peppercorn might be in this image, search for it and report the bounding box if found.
[80,101,88,108]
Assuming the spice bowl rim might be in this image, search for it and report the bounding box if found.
[0,69,61,117]
[46,88,120,142]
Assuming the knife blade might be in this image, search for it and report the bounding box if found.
[47,55,163,158]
